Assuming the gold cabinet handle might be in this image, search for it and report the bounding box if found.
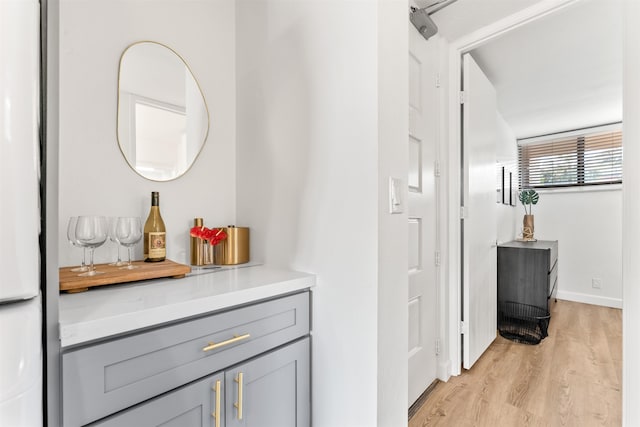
[211,380,221,427]
[234,372,244,420]
[202,333,251,352]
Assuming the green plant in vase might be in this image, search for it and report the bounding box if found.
[518,189,539,240]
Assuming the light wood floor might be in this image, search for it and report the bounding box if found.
[409,300,622,427]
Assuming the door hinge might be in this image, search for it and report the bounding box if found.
[435,73,441,88]
[434,160,441,177]
[460,206,466,219]
[459,91,466,104]
[435,338,441,356]
[435,251,441,267]
[460,321,469,335]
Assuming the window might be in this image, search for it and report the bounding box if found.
[518,124,622,189]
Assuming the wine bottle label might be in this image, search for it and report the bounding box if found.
[148,232,166,258]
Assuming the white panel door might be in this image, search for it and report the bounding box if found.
[408,27,438,405]
[462,53,498,369]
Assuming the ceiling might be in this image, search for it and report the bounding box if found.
[431,0,623,139]
[428,0,539,42]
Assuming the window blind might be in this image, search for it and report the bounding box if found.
[518,127,622,189]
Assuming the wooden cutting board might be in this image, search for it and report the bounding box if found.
[59,259,191,293]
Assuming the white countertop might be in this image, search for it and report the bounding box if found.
[59,264,315,348]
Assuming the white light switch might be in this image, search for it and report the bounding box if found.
[389,177,404,214]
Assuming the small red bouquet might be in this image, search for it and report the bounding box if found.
[190,226,227,246]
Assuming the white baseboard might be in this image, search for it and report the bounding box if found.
[556,290,622,309]
[437,359,451,382]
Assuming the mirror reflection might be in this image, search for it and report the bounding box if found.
[117,41,209,181]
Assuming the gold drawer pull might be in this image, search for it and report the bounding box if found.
[211,380,221,427]
[234,372,244,420]
[202,333,251,352]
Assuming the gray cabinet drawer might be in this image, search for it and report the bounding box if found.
[63,292,309,427]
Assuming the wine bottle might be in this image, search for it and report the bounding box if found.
[143,191,166,262]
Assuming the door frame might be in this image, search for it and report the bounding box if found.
[444,0,579,376]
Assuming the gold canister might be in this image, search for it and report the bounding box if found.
[213,226,250,265]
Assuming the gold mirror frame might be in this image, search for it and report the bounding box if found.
[116,41,210,182]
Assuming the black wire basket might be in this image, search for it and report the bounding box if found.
[498,301,550,345]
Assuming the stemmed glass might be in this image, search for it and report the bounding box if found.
[67,216,88,272]
[75,216,108,276]
[116,217,143,270]
[108,217,126,266]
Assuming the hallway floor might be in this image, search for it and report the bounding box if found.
[409,300,622,427]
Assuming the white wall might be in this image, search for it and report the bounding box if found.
[58,0,236,266]
[235,0,407,425]
[533,188,622,308]
[235,3,378,426]
[496,112,518,244]
[376,0,409,424]
[623,0,640,424]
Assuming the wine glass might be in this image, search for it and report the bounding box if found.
[108,217,126,266]
[66,216,88,272]
[116,217,143,270]
[75,216,108,276]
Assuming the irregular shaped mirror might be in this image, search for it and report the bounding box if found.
[117,41,209,181]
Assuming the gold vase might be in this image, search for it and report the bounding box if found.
[523,214,534,240]
[190,218,204,266]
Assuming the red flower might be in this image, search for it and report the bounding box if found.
[190,226,206,239]
[191,226,227,246]
[202,228,215,241]
[210,229,227,246]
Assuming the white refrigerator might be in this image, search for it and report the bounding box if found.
[0,0,43,426]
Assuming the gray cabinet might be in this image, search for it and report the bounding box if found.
[63,292,310,427]
[225,338,310,427]
[497,240,558,312]
[91,372,225,427]
[91,338,310,427]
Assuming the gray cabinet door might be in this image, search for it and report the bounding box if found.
[91,372,224,427]
[225,337,310,427]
